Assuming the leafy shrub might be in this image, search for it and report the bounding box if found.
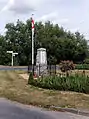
[60,60,75,72]
[28,72,33,84]
[84,58,89,64]
[75,64,89,70]
[29,74,89,94]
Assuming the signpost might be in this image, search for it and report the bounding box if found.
[7,51,18,66]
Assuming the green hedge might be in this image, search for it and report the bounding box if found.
[29,75,89,94]
[28,72,33,84]
[75,64,89,70]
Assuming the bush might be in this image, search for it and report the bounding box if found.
[60,60,75,72]
[28,72,33,84]
[29,75,89,94]
[84,58,89,64]
[75,64,89,70]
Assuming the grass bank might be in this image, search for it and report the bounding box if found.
[0,71,89,110]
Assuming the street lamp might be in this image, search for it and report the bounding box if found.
[7,51,18,66]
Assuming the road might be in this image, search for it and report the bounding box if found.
[0,98,88,119]
[0,65,60,71]
[0,66,28,71]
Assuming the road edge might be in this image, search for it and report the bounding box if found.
[50,106,89,117]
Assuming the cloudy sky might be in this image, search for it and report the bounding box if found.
[0,0,89,39]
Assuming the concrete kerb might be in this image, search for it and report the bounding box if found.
[50,106,89,117]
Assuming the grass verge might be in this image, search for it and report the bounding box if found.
[0,71,89,110]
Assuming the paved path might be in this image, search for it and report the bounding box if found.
[0,98,88,119]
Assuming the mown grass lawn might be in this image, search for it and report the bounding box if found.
[0,70,89,110]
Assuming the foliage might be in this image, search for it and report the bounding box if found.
[29,74,89,94]
[0,19,88,65]
[84,58,89,64]
[28,72,33,84]
[60,60,75,72]
[75,64,89,70]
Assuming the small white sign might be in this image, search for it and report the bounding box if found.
[7,51,13,53]
[13,53,18,55]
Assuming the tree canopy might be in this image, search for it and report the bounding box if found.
[0,19,88,65]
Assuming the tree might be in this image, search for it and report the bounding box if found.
[5,19,32,65]
[0,19,88,65]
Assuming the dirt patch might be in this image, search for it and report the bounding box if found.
[19,74,29,80]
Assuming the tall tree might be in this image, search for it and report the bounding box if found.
[0,19,88,65]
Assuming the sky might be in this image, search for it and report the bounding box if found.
[0,0,89,39]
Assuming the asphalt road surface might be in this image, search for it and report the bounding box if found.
[0,67,28,71]
[0,65,60,71]
[0,98,88,119]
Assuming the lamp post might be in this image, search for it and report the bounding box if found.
[7,51,18,66]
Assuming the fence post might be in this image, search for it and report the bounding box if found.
[55,64,56,75]
[28,65,30,73]
[50,64,51,75]
[39,64,40,76]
